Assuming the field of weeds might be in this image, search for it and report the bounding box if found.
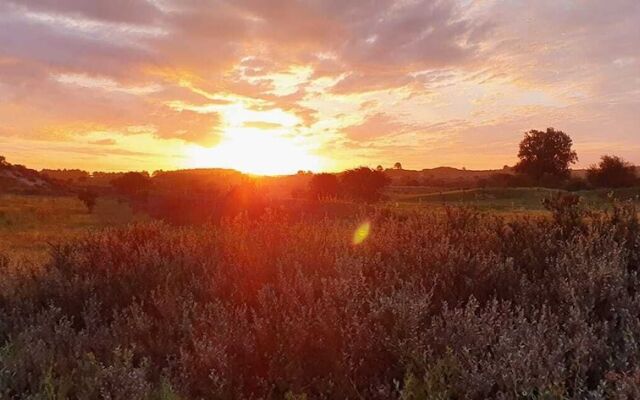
[0,195,145,262]
[0,197,639,399]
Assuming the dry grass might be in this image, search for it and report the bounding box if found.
[0,194,146,262]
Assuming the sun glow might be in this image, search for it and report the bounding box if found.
[182,100,323,175]
[185,131,321,175]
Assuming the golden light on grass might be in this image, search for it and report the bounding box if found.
[352,221,371,245]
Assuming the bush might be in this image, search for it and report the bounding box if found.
[587,155,638,188]
[1,203,639,398]
[77,189,98,213]
[341,167,391,202]
[308,173,340,199]
[111,172,151,204]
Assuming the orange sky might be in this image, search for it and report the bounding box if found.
[0,0,639,175]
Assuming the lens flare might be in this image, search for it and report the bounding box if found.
[352,221,371,245]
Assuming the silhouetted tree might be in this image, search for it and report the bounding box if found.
[515,128,577,181]
[394,162,402,170]
[41,169,90,183]
[587,155,637,188]
[78,189,98,213]
[309,173,340,199]
[341,167,390,202]
[376,165,384,172]
[111,172,151,202]
[0,156,7,167]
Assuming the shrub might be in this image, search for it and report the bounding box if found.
[77,189,98,213]
[111,172,151,204]
[1,204,639,398]
[341,167,391,202]
[308,173,340,199]
[587,155,638,188]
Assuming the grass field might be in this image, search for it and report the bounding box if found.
[2,187,639,260]
[391,186,640,212]
[0,194,146,261]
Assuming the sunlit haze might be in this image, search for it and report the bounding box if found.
[1,0,638,174]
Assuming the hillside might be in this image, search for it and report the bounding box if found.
[0,156,60,194]
[384,166,514,186]
[387,166,640,186]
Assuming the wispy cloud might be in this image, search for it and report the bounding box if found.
[0,0,638,171]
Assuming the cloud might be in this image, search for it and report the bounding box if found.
[342,113,412,142]
[89,138,116,145]
[0,0,638,170]
[243,121,283,130]
[4,0,163,24]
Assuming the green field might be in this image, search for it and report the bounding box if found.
[391,186,640,212]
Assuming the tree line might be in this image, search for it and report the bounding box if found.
[513,127,637,189]
[25,127,635,213]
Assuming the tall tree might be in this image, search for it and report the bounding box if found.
[308,173,340,199]
[515,128,577,181]
[341,167,390,202]
[111,172,151,202]
[587,155,637,188]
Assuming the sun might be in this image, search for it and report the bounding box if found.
[182,101,324,175]
[185,130,321,175]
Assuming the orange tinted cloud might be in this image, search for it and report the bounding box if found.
[0,0,638,171]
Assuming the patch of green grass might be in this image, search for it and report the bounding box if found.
[392,187,560,211]
[391,186,640,213]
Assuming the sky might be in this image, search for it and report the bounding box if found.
[0,0,638,174]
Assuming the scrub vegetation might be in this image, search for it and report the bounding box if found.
[1,196,639,399]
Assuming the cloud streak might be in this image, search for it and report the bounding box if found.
[0,0,637,171]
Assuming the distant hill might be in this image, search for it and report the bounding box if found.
[385,166,640,186]
[0,157,61,194]
[384,166,515,186]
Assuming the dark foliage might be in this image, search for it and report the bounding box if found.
[341,167,391,202]
[111,172,151,203]
[41,169,91,183]
[77,189,98,213]
[515,128,578,181]
[308,173,340,199]
[587,155,638,188]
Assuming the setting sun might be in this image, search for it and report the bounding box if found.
[181,99,323,175]
[185,130,322,175]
